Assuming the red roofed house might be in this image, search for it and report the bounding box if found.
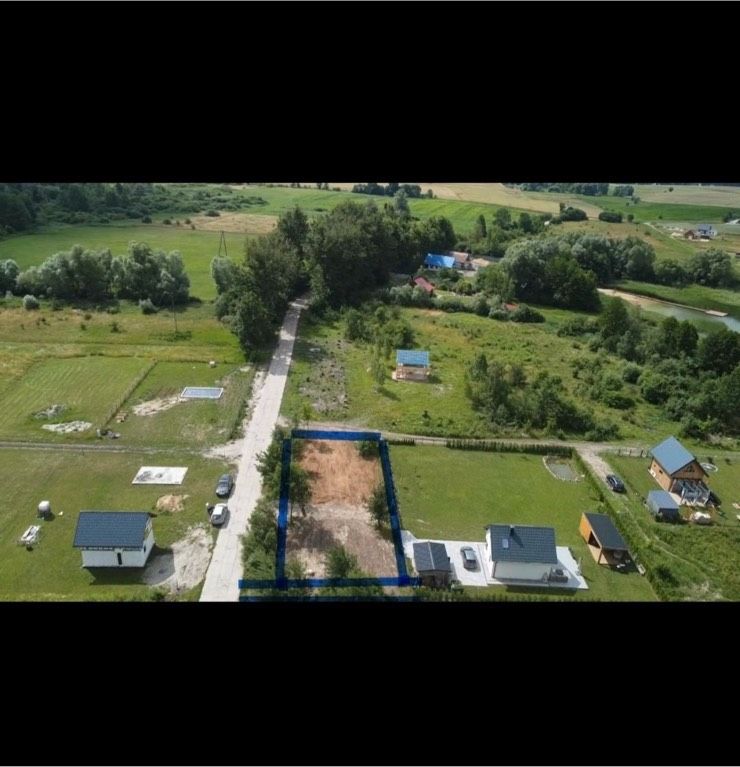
[504,302,519,312]
[412,276,435,295]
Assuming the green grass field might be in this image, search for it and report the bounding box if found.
[0,448,230,601]
[115,360,253,447]
[633,184,740,208]
[391,446,656,601]
[578,195,733,223]
[0,356,151,441]
[281,307,686,443]
[0,224,250,300]
[615,280,740,319]
[605,453,740,600]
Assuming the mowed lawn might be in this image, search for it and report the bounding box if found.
[0,224,250,300]
[391,446,656,601]
[282,307,685,443]
[606,454,740,600]
[0,355,151,441]
[0,448,231,601]
[116,360,253,447]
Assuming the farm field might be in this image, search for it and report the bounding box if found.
[577,195,733,223]
[606,454,740,600]
[0,355,151,441]
[115,360,253,447]
[391,446,656,601]
[281,307,686,443]
[0,448,231,601]
[0,224,250,300]
[633,184,740,208]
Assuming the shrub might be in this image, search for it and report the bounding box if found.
[106,304,120,315]
[598,211,623,223]
[162,218,172,225]
[139,298,158,315]
[110,321,120,333]
[184,218,191,224]
[509,304,545,323]
[205,209,220,217]
[325,545,358,578]
[22,294,39,310]
[367,483,389,528]
[142,215,152,223]
[83,312,92,320]
[489,307,510,321]
[622,363,642,384]
[80,322,87,330]
[357,439,378,458]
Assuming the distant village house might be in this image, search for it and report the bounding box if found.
[394,349,431,382]
[412,276,435,295]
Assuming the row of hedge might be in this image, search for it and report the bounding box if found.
[445,439,573,456]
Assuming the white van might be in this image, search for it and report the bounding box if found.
[210,503,229,527]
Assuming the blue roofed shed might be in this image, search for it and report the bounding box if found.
[424,253,456,269]
[647,490,681,522]
[73,511,155,568]
[394,349,431,381]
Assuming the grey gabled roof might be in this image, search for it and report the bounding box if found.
[650,436,701,476]
[487,524,558,565]
[413,541,451,572]
[647,490,679,511]
[73,511,150,549]
[583,513,628,552]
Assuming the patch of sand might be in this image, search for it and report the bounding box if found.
[133,395,181,416]
[41,420,91,433]
[142,525,213,594]
[286,440,396,577]
[190,212,278,235]
[155,494,189,513]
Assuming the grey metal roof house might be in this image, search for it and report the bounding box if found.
[486,524,558,564]
[650,436,698,476]
[73,511,155,568]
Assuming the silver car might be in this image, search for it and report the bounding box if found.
[460,546,478,570]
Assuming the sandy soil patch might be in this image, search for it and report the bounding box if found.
[155,494,189,513]
[142,525,213,594]
[133,395,181,416]
[41,420,91,433]
[286,440,397,577]
[190,212,278,235]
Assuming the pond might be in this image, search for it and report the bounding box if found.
[598,289,740,333]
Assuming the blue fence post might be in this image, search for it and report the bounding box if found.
[379,438,408,579]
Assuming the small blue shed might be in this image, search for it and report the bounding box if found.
[647,490,680,522]
[424,253,456,269]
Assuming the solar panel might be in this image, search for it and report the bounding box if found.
[180,387,224,399]
[502,538,509,549]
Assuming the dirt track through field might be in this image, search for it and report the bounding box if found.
[287,440,397,577]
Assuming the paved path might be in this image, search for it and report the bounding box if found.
[200,298,306,602]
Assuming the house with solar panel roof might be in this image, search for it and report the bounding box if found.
[393,349,431,382]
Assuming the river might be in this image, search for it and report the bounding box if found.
[598,289,740,333]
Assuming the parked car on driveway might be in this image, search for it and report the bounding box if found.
[605,474,625,493]
[215,473,234,498]
[210,503,228,527]
[460,546,478,570]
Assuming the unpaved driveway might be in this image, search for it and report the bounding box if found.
[199,298,306,601]
[143,525,213,594]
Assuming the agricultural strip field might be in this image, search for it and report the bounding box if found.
[281,307,686,443]
[0,355,151,441]
[633,184,740,208]
[391,446,656,601]
[577,195,734,223]
[115,360,253,447]
[605,454,740,600]
[0,448,231,601]
[0,224,250,300]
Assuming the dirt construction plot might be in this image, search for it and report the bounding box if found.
[286,440,398,577]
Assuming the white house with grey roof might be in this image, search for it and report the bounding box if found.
[73,511,154,568]
[485,524,559,582]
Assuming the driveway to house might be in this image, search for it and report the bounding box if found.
[200,298,306,602]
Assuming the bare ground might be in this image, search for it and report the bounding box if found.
[41,420,92,433]
[155,493,189,513]
[133,395,181,416]
[286,440,397,577]
[190,212,278,234]
[142,525,213,594]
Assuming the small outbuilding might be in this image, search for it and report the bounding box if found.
[579,512,629,565]
[647,490,681,522]
[485,524,559,582]
[413,541,451,587]
[394,349,431,382]
[447,250,473,270]
[696,224,717,239]
[424,253,456,270]
[412,276,435,295]
[73,511,155,568]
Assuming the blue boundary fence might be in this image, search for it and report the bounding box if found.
[239,595,421,602]
[239,429,420,592]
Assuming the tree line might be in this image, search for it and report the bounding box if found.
[350,183,431,199]
[1,243,190,305]
[213,201,458,354]
[0,183,265,234]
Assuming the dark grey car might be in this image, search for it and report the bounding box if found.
[216,473,234,498]
[606,474,625,493]
[460,546,478,570]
